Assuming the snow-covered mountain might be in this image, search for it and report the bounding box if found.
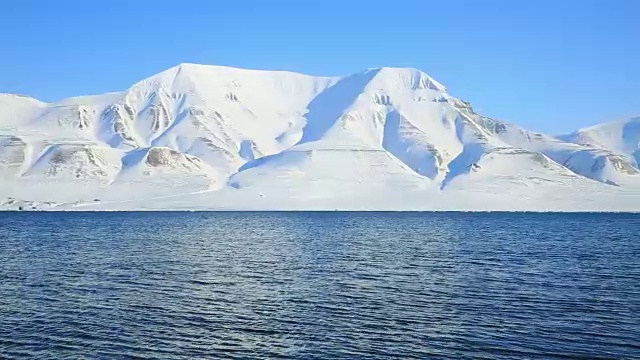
[558,117,640,171]
[1,63,638,211]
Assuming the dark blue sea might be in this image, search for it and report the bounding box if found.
[0,212,638,359]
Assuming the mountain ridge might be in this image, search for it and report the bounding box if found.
[1,63,639,211]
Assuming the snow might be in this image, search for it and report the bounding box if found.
[558,117,640,168]
[0,63,639,211]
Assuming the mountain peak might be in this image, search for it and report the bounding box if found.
[361,66,446,92]
[134,63,447,94]
[0,93,43,104]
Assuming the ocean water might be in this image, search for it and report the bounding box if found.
[0,212,638,359]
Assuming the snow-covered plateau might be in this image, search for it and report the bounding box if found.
[1,63,639,211]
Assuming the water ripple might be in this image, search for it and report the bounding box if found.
[0,212,638,359]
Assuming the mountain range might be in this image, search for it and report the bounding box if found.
[1,63,638,211]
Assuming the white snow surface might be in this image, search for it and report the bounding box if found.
[1,63,639,211]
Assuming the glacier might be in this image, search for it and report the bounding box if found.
[1,63,639,211]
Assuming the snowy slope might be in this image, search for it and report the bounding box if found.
[458,110,640,186]
[558,117,640,169]
[0,63,638,211]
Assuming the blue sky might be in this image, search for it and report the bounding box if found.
[3,0,638,133]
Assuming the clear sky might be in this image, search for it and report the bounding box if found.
[3,0,638,133]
